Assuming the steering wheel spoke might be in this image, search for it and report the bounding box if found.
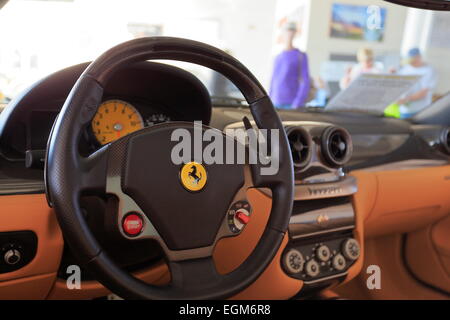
[78,144,109,194]
[106,174,161,241]
[168,256,220,291]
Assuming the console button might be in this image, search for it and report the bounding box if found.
[305,259,320,277]
[316,245,331,262]
[332,253,346,271]
[342,238,360,261]
[4,249,21,265]
[227,201,252,233]
[283,249,305,274]
[0,231,37,274]
[234,209,250,227]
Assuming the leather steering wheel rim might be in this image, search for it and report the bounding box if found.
[46,37,294,300]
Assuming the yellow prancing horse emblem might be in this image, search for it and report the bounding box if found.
[180,162,207,192]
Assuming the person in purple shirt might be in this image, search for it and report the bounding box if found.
[270,22,311,110]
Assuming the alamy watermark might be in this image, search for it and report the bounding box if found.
[367,5,383,31]
[366,265,381,290]
[170,121,280,176]
[66,265,81,290]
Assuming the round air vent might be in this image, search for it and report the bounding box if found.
[287,127,312,170]
[321,126,353,168]
[440,128,450,155]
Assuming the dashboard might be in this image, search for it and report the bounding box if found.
[1,61,448,172]
[0,61,211,163]
[211,107,450,171]
[12,98,175,161]
[0,60,450,299]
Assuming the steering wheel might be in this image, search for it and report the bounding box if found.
[46,37,294,300]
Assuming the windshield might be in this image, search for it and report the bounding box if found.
[0,0,449,119]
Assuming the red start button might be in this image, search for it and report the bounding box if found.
[122,213,144,236]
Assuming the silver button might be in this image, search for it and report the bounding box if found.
[316,245,331,262]
[342,238,360,261]
[283,249,305,274]
[305,259,320,277]
[332,253,346,271]
[4,249,21,265]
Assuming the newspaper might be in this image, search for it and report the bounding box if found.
[326,73,420,114]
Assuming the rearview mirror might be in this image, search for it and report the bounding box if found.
[385,0,450,10]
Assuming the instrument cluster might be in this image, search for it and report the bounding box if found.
[89,99,172,146]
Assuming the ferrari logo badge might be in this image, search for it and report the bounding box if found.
[317,214,330,225]
[180,162,207,192]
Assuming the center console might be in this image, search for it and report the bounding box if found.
[284,188,359,290]
[281,122,361,293]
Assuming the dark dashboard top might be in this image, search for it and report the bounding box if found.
[211,107,413,134]
[0,61,448,196]
[0,61,211,159]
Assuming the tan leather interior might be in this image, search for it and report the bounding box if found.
[0,194,63,299]
[432,215,450,277]
[215,188,303,299]
[0,189,304,299]
[0,193,173,299]
[2,165,450,299]
[404,214,450,293]
[0,273,58,300]
[334,165,450,299]
[47,261,170,299]
[351,166,450,238]
[335,235,448,299]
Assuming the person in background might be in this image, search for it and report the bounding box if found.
[269,22,311,109]
[396,48,438,118]
[340,48,383,89]
[308,77,329,107]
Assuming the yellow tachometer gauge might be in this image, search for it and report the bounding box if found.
[91,100,144,145]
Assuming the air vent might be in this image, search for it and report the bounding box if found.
[440,128,450,155]
[321,127,353,168]
[287,127,312,170]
